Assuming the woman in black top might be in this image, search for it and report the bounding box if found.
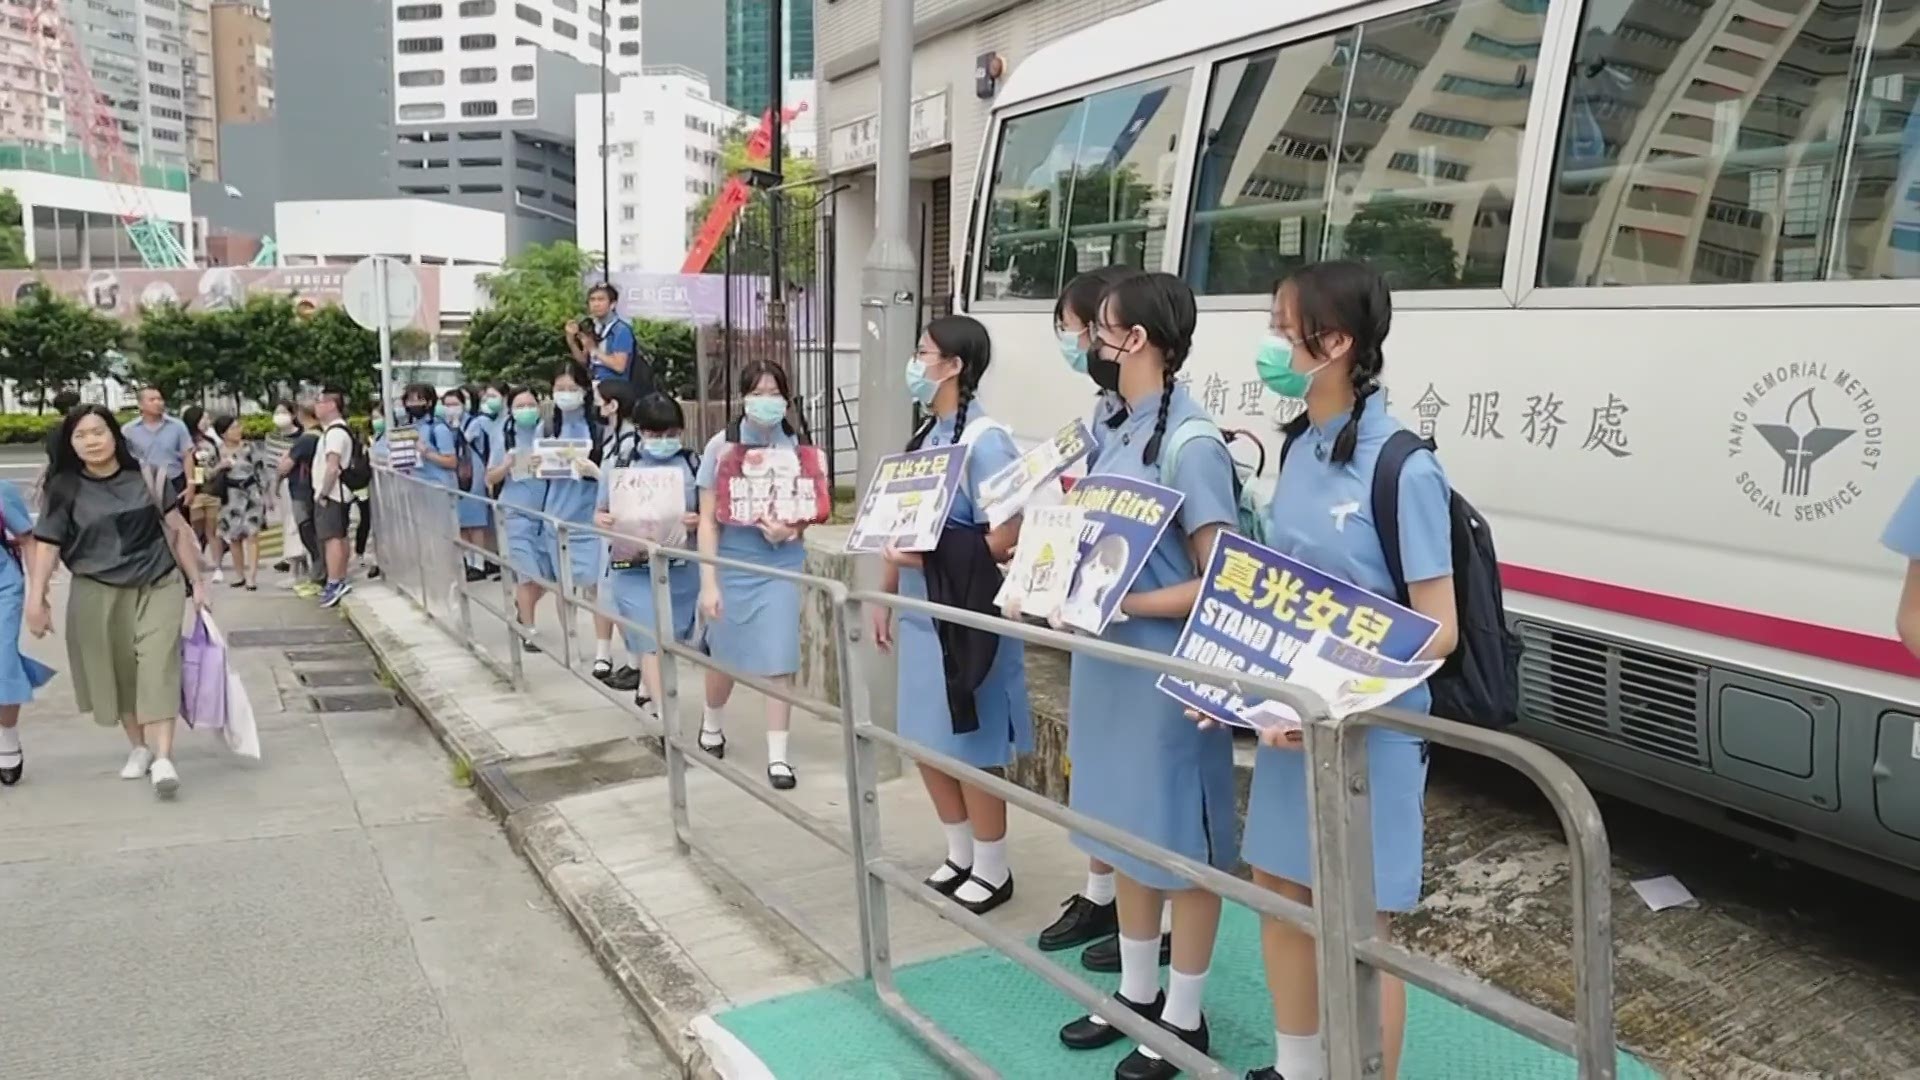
[26,405,209,798]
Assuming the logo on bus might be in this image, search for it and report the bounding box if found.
[1729,363,1883,523]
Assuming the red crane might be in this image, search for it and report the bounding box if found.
[681,101,808,274]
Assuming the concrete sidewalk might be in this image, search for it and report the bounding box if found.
[0,584,668,1080]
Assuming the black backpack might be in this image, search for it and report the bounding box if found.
[329,422,374,492]
[1280,427,1522,729]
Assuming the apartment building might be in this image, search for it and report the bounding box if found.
[211,0,272,124]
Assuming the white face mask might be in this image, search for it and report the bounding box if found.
[273,412,293,432]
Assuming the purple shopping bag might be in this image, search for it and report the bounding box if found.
[180,612,227,730]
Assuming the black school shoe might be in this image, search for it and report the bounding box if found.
[1039,894,1118,952]
[1115,1015,1210,1080]
[1060,991,1163,1051]
[1082,932,1173,974]
[0,751,20,786]
[604,665,642,692]
[591,658,614,681]
[1246,1070,1284,1080]
[924,861,971,897]
[954,873,1014,916]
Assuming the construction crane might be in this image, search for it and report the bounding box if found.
[680,101,808,274]
[27,0,193,268]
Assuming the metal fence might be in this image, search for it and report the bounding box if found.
[370,466,1618,1080]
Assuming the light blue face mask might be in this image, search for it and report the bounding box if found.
[743,395,788,427]
[642,436,683,459]
[1056,329,1088,374]
[904,356,948,407]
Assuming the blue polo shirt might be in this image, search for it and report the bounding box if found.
[122,415,192,479]
[590,317,638,384]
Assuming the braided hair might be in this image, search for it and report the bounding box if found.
[1275,260,1393,465]
[1096,272,1197,466]
[905,315,992,452]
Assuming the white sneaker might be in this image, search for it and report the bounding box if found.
[150,757,179,797]
[120,745,154,779]
[211,568,225,584]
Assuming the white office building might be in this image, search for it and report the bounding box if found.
[393,0,642,116]
[574,66,745,272]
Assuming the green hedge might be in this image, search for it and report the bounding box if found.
[0,411,362,446]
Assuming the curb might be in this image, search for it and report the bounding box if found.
[345,595,725,1079]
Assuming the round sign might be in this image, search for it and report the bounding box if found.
[342,256,422,332]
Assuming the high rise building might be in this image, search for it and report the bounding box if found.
[182,0,217,178]
[724,0,810,117]
[211,1,273,125]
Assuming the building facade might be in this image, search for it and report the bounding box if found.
[573,65,742,272]
[211,1,273,125]
[725,0,812,116]
[182,0,218,178]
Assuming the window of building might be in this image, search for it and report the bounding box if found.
[588,32,604,50]
[458,156,502,167]
[553,167,575,184]
[620,204,635,221]
[618,41,637,56]
[1177,0,1533,296]
[553,20,576,39]
[457,0,496,14]
[514,4,539,26]
[511,98,534,116]
[620,172,635,190]
[511,63,534,80]
[976,72,1191,301]
[459,33,496,49]
[399,68,445,87]
[459,130,502,140]
[461,99,498,117]
[400,185,451,195]
[618,234,636,252]
[554,0,576,10]
[461,183,504,194]
[618,14,637,30]
[460,66,497,83]
[517,184,545,199]
[153,128,180,142]
[147,60,165,74]
[399,102,447,120]
[397,2,442,19]
[398,36,444,54]
[1540,0,1920,286]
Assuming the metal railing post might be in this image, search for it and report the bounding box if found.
[833,595,885,979]
[652,549,692,856]
[410,479,431,611]
[453,495,475,644]
[1305,715,1386,1078]
[555,522,578,671]
[495,506,524,689]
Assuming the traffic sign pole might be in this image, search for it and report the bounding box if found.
[375,256,397,424]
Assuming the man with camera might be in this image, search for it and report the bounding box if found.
[565,283,655,396]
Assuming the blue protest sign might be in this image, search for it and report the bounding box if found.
[1056,475,1184,634]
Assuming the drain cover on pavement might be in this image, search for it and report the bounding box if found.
[296,669,382,688]
[285,647,367,663]
[308,690,398,712]
[229,626,360,648]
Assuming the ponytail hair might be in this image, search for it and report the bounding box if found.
[905,314,992,452]
[1277,260,1392,466]
[1098,271,1196,465]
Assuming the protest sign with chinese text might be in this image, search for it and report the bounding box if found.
[845,445,970,553]
[994,505,1085,620]
[387,426,419,471]
[533,437,594,479]
[1156,532,1440,731]
[714,444,832,526]
[978,419,1094,528]
[1051,475,1184,635]
[607,466,689,568]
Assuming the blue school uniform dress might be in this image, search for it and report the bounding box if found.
[1067,386,1241,890]
[599,436,701,655]
[695,423,806,677]
[1085,391,1126,467]
[543,409,605,589]
[0,482,54,706]
[1884,478,1920,558]
[415,415,459,493]
[456,413,495,530]
[492,419,555,583]
[895,405,1034,769]
[1241,394,1453,913]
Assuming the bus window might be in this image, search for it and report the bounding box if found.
[976,73,1191,301]
[1182,0,1537,296]
[1540,0,1920,288]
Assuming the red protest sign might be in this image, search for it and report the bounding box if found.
[714,443,832,527]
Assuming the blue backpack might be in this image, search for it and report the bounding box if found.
[1159,416,1272,544]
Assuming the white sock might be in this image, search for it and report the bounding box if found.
[1274,1031,1326,1080]
[766,729,789,765]
[700,707,724,735]
[953,837,1009,904]
[1117,934,1161,1005]
[594,639,611,662]
[930,822,972,886]
[0,726,18,762]
[1160,899,1174,935]
[1084,870,1116,906]
[1160,966,1208,1031]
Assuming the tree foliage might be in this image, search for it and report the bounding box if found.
[686,128,823,287]
[0,291,124,407]
[0,189,27,270]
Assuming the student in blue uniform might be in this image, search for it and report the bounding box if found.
[1235,261,1459,1080]
[541,360,608,663]
[580,378,644,690]
[868,315,1031,916]
[695,361,811,790]
[1053,272,1241,1080]
[486,384,554,649]
[406,381,459,494]
[1888,479,1920,657]
[1040,264,1181,973]
[0,479,55,785]
[596,392,702,714]
[444,386,498,582]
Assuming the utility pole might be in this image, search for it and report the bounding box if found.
[854,0,917,726]
[598,5,611,281]
[765,0,788,353]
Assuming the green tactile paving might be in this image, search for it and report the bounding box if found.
[716,905,1661,1079]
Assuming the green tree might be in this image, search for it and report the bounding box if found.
[686,129,822,287]
[130,302,221,404]
[0,291,122,406]
[210,293,304,410]
[0,189,26,270]
[1333,198,1460,290]
[300,306,387,406]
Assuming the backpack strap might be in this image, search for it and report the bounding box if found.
[1370,429,1435,606]
[1157,415,1226,483]
[956,418,1009,448]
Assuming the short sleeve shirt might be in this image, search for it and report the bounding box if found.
[318,424,355,503]
[33,468,179,587]
[1884,478,1920,559]
[287,432,319,502]
[122,416,192,479]
[590,318,640,385]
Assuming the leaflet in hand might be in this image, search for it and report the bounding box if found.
[994,505,1084,621]
[1156,532,1441,732]
[607,466,688,564]
[533,437,594,479]
[845,445,970,554]
[1026,474,1184,635]
[714,444,831,526]
[387,426,420,471]
[978,420,1093,528]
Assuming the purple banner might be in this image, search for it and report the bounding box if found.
[590,272,764,325]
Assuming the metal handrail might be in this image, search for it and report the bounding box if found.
[369,465,1617,1080]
